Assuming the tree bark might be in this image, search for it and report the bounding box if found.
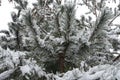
[58,52,65,73]
[58,42,69,73]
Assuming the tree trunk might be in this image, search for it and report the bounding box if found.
[58,42,69,73]
[58,52,65,73]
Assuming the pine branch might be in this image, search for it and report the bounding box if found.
[0,69,15,80]
[0,30,10,37]
[55,12,62,37]
[88,9,110,42]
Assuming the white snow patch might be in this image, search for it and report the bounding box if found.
[109,48,114,53]
[20,65,31,75]
[0,69,15,80]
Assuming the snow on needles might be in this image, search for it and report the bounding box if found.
[54,63,120,80]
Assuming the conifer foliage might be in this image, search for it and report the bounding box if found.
[0,0,120,80]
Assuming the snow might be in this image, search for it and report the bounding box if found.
[106,0,119,10]
[2,54,120,80]
[34,65,45,77]
[75,5,96,22]
[113,17,120,25]
[80,71,104,80]
[0,33,6,36]
[0,47,46,79]
[0,0,17,30]
[1,0,120,80]
[2,47,118,80]
[20,65,31,75]
[105,0,120,26]
[51,63,120,80]
[0,69,15,80]
[27,0,37,8]
[116,70,120,79]
[20,62,46,77]
[109,48,114,52]
[55,68,82,80]
[0,48,25,69]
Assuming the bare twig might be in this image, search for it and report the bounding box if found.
[108,13,120,26]
[95,0,97,17]
[113,54,120,62]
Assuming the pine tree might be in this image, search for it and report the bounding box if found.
[0,0,120,77]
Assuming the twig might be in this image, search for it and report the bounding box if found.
[113,54,120,62]
[108,13,120,26]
